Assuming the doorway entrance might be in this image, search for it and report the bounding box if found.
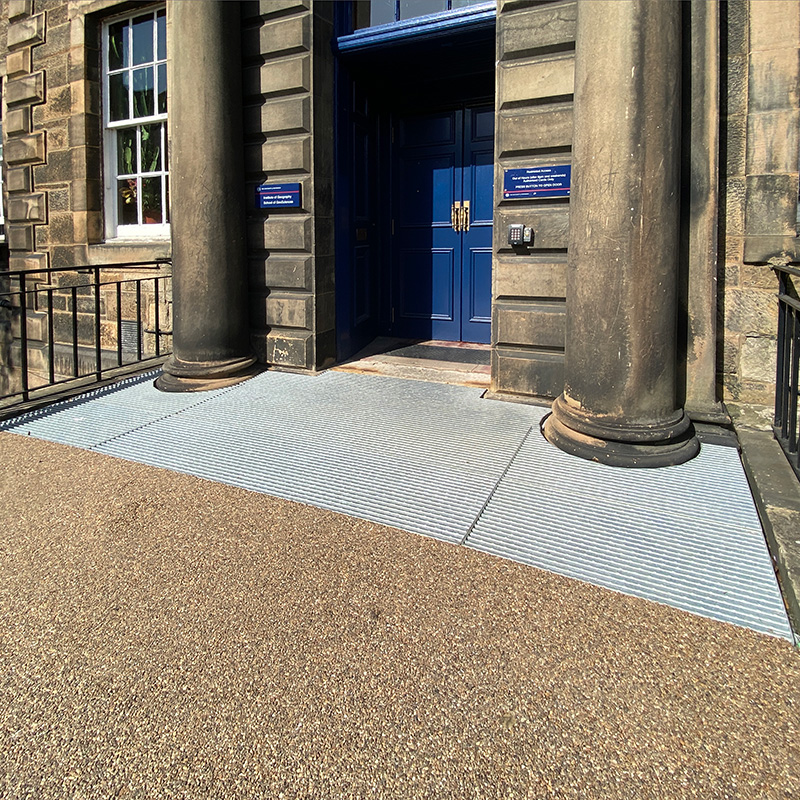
[333,5,496,362]
[392,105,493,344]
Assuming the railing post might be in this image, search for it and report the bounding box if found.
[18,273,29,402]
[790,308,799,457]
[136,280,142,361]
[71,286,79,377]
[116,283,123,366]
[773,265,800,480]
[775,269,788,431]
[94,267,102,382]
[154,275,161,357]
[47,287,55,385]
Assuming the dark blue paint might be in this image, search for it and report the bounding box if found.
[334,59,384,361]
[257,183,302,208]
[503,166,571,200]
[393,106,493,344]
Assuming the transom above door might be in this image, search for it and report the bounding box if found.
[392,105,494,344]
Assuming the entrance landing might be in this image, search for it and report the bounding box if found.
[334,338,491,388]
[1,369,792,640]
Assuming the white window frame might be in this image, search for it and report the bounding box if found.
[102,5,169,241]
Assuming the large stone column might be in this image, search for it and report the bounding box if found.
[156,0,256,392]
[543,0,699,467]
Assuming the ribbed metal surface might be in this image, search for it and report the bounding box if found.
[95,372,537,543]
[466,430,792,639]
[1,369,792,639]
[0,372,234,448]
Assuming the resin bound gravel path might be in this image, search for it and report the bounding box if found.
[1,432,799,799]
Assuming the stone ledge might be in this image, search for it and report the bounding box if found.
[737,427,800,639]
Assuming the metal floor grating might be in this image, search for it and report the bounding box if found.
[1,369,792,640]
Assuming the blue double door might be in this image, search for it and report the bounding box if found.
[392,105,494,344]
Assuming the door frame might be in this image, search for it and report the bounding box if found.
[332,1,496,360]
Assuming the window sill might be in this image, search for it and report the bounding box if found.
[88,239,171,266]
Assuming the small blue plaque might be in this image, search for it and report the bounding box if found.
[257,182,301,208]
[503,166,571,200]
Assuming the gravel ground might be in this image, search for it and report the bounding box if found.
[1,432,798,799]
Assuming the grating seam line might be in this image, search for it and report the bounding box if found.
[459,425,534,546]
[83,380,248,451]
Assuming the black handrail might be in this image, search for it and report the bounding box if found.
[1,260,172,407]
[773,264,800,480]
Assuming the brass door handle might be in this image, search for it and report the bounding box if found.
[452,201,462,232]
[461,200,470,232]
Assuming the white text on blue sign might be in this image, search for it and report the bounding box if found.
[257,183,301,209]
[503,166,571,199]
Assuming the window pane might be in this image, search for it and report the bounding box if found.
[132,14,154,66]
[118,179,139,225]
[157,63,167,114]
[141,177,163,223]
[164,176,170,223]
[370,0,397,26]
[109,72,129,121]
[132,67,154,118]
[163,124,169,170]
[117,127,137,175]
[157,10,166,60]
[399,0,446,19]
[141,124,162,173]
[451,0,488,7]
[108,20,129,69]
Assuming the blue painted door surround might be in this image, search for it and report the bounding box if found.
[393,105,493,343]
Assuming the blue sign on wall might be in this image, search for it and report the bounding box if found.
[257,183,301,208]
[503,166,571,200]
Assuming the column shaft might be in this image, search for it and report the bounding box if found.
[543,0,699,467]
[156,0,256,392]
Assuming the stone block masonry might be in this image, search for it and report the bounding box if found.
[242,0,335,371]
[719,0,800,415]
[490,0,575,402]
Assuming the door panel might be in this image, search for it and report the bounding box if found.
[394,110,463,341]
[337,79,382,359]
[466,247,492,323]
[393,105,493,343]
[460,106,494,343]
[399,248,456,320]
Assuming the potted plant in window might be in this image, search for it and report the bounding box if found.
[118,126,162,224]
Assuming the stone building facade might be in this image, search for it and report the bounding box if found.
[1,0,798,461]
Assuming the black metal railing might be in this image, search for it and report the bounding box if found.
[1,261,171,408]
[774,264,800,480]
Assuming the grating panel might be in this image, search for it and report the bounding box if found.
[0,372,236,448]
[95,372,539,543]
[2,369,792,639]
[466,430,793,639]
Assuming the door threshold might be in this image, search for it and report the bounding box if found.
[333,337,491,388]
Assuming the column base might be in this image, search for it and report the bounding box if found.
[543,395,701,468]
[155,355,260,393]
